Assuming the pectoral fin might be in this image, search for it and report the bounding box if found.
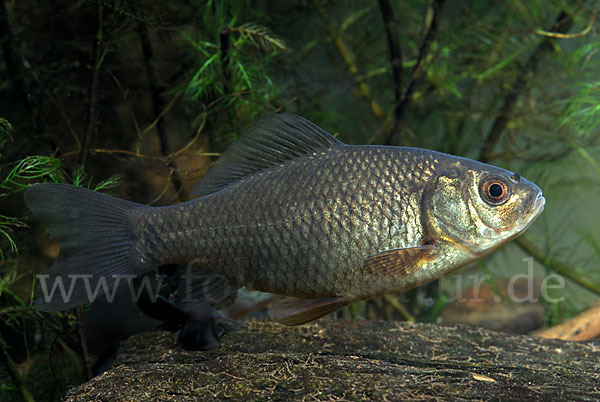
[269,296,352,326]
[363,244,438,278]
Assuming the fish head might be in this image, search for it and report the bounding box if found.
[426,160,545,257]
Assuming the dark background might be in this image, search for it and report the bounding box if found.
[1,1,599,399]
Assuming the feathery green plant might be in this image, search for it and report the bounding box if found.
[0,117,89,400]
[0,118,65,260]
[230,23,286,52]
[180,0,286,141]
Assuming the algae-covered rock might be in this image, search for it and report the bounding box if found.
[66,320,600,401]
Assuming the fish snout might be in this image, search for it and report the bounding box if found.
[533,191,545,212]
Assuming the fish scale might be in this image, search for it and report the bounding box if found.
[25,113,544,326]
[136,146,439,299]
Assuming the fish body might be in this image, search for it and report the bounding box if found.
[25,114,545,325]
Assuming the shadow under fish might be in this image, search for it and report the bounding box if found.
[131,265,245,351]
[88,263,253,359]
[86,266,262,373]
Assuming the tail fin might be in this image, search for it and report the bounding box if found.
[24,183,152,312]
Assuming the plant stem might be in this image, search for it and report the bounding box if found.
[384,294,415,322]
[220,28,232,94]
[386,0,447,145]
[516,236,600,296]
[76,306,93,380]
[479,11,572,162]
[0,1,40,134]
[378,0,403,141]
[139,22,185,201]
[79,0,104,170]
[0,331,35,402]
[315,0,384,120]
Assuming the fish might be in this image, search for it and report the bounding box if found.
[24,113,545,326]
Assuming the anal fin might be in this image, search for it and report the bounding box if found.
[269,296,351,326]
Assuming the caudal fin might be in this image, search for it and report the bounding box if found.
[24,183,152,311]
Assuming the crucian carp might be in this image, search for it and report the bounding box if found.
[25,113,545,325]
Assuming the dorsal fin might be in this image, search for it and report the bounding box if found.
[191,113,344,196]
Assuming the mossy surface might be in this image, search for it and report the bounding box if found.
[66,321,600,401]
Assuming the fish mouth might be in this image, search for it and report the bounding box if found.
[507,190,545,240]
[531,191,545,218]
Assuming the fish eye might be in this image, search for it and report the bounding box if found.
[479,176,510,206]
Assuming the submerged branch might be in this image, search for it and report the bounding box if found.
[76,305,93,381]
[28,67,81,150]
[0,2,37,132]
[315,0,384,120]
[534,11,595,39]
[135,94,181,144]
[139,22,185,201]
[386,0,447,146]
[516,236,600,296]
[479,11,572,163]
[219,27,232,95]
[0,331,35,402]
[60,118,208,164]
[535,301,600,341]
[383,294,415,322]
[378,0,403,141]
[79,0,105,170]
